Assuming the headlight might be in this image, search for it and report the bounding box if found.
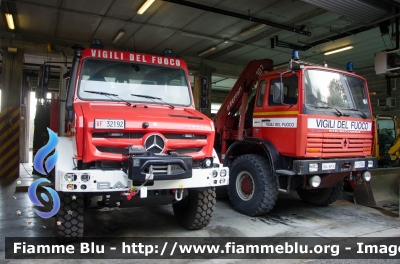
[212,170,218,178]
[368,160,374,168]
[81,173,90,182]
[64,173,77,182]
[67,184,76,190]
[309,163,318,172]
[362,171,371,182]
[220,169,227,177]
[204,157,213,168]
[309,175,321,188]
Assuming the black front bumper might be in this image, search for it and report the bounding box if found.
[292,157,377,175]
[127,152,193,185]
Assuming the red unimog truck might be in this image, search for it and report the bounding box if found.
[49,42,228,242]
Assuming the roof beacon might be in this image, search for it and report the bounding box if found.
[91,39,104,49]
[347,62,354,72]
[292,50,299,60]
[164,48,175,57]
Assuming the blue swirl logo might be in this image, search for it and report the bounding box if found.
[29,128,60,218]
[28,178,60,218]
[33,128,59,175]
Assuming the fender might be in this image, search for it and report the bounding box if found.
[224,137,283,173]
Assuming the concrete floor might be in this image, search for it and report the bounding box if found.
[1,164,400,264]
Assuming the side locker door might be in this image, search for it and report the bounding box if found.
[258,74,299,156]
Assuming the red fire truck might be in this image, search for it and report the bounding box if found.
[47,42,228,242]
[214,51,376,216]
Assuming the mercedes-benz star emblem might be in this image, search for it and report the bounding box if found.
[144,134,165,153]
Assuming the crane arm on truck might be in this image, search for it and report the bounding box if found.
[214,59,273,137]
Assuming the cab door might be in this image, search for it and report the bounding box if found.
[254,74,299,156]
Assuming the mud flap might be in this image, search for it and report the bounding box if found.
[353,167,400,214]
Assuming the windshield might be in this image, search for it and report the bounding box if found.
[304,69,370,115]
[77,59,191,106]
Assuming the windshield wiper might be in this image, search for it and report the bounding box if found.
[169,114,203,120]
[312,102,331,109]
[84,91,132,106]
[333,107,350,117]
[341,108,368,118]
[131,94,174,109]
[308,103,350,117]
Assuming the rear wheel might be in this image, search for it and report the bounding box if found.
[173,188,216,230]
[228,154,278,216]
[55,192,84,243]
[297,180,344,206]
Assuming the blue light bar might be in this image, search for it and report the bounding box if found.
[347,62,354,72]
[292,50,299,60]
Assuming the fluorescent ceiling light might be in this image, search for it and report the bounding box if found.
[324,45,353,55]
[198,46,216,57]
[241,24,266,36]
[5,13,14,30]
[137,0,155,15]
[182,32,221,42]
[112,30,125,44]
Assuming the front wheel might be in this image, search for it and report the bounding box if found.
[297,180,344,206]
[55,192,84,243]
[173,188,216,230]
[228,154,278,216]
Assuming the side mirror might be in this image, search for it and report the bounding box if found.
[272,82,284,104]
[201,77,208,97]
[36,65,50,99]
[42,65,50,87]
[199,76,209,109]
[201,98,209,109]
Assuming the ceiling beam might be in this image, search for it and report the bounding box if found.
[206,8,327,59]
[89,0,117,42]
[54,0,63,38]
[162,0,311,36]
[3,0,277,53]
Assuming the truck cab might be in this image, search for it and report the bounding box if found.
[52,42,228,242]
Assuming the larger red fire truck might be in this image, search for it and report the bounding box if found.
[214,52,377,216]
[47,42,228,242]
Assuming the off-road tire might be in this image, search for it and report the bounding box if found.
[297,180,344,206]
[173,187,216,230]
[228,154,278,216]
[55,192,84,243]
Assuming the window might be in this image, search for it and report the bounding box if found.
[77,59,191,106]
[304,69,369,114]
[269,75,298,105]
[256,80,266,107]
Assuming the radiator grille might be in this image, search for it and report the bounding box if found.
[307,133,372,156]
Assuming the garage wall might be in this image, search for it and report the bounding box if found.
[356,67,400,117]
[212,90,229,104]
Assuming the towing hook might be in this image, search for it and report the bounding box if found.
[175,188,184,201]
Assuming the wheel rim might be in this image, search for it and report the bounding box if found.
[236,170,254,201]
